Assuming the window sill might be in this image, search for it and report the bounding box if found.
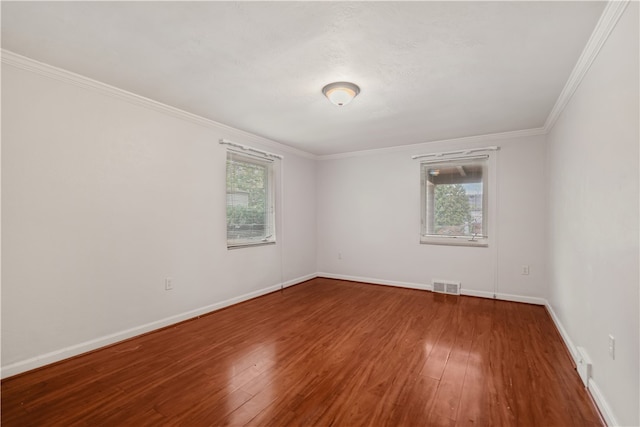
[420,236,488,247]
[227,240,276,250]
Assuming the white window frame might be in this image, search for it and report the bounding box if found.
[420,155,489,247]
[226,150,276,249]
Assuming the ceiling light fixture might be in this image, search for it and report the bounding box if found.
[322,82,360,106]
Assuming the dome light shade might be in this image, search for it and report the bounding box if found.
[322,82,360,106]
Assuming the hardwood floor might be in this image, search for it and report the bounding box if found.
[2,278,603,426]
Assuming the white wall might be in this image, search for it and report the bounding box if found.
[2,5,638,423]
[1,62,317,376]
[317,133,548,303]
[547,3,639,426]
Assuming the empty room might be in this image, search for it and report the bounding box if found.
[1,1,638,426]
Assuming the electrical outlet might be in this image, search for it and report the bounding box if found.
[521,265,530,275]
[608,335,615,359]
[338,252,342,260]
[165,277,173,291]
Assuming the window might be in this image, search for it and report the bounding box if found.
[420,156,488,246]
[226,151,275,248]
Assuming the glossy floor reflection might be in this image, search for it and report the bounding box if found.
[1,278,603,426]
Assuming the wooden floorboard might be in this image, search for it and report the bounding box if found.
[1,278,603,426]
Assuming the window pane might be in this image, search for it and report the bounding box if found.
[422,159,486,241]
[226,152,274,246]
[434,183,474,235]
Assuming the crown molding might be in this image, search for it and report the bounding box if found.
[1,49,317,160]
[317,127,546,161]
[543,0,630,133]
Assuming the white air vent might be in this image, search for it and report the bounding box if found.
[432,279,461,295]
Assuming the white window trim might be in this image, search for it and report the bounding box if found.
[419,154,491,248]
[226,150,276,249]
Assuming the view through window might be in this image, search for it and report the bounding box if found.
[421,157,487,245]
[226,151,275,248]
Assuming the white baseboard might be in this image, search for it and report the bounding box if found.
[495,291,547,306]
[316,272,431,291]
[282,273,317,288]
[588,378,620,427]
[318,273,546,306]
[545,301,580,364]
[1,273,317,379]
[461,288,546,306]
[458,288,494,299]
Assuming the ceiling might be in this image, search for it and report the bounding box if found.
[2,1,606,156]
